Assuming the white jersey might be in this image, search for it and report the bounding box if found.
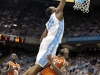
[36,13,64,67]
[45,13,64,44]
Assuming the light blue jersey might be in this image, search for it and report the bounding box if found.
[35,13,64,67]
[46,13,64,44]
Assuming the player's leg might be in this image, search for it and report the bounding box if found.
[27,64,42,75]
[26,40,58,75]
[24,61,50,75]
[24,62,50,75]
[24,67,32,75]
[27,49,54,75]
[25,43,47,75]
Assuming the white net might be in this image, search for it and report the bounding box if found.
[73,0,90,13]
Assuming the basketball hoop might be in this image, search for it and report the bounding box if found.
[73,0,90,13]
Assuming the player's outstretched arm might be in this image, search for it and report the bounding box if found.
[1,62,18,75]
[56,0,66,13]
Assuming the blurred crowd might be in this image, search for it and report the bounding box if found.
[19,6,47,38]
[0,2,26,27]
[0,2,27,36]
[0,2,100,38]
[67,50,100,75]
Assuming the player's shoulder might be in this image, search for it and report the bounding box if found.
[55,12,63,20]
[17,63,20,66]
[49,13,63,21]
[3,62,9,68]
[8,61,13,64]
[6,62,10,65]
[49,13,55,19]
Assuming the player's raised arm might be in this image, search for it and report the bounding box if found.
[56,0,66,13]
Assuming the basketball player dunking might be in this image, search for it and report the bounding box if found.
[40,48,69,75]
[24,0,66,75]
[1,53,20,75]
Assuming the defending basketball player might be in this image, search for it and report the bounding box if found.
[1,53,20,75]
[24,0,66,75]
[40,48,69,75]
